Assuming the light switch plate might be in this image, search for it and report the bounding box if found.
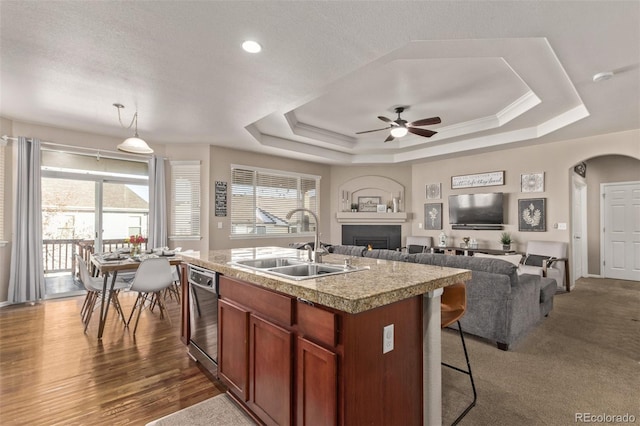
[383,324,394,354]
[557,222,567,230]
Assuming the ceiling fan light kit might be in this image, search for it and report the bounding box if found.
[356,106,441,142]
[113,103,153,154]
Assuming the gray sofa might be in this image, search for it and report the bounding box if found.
[331,246,557,350]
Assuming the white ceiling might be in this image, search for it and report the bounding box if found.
[1,1,638,165]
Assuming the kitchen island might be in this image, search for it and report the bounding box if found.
[179,247,471,426]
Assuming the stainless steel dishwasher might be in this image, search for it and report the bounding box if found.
[187,264,218,376]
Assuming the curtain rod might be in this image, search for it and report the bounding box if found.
[1,134,166,160]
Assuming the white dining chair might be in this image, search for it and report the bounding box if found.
[126,257,175,335]
[75,254,130,333]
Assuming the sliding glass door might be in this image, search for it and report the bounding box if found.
[41,150,149,298]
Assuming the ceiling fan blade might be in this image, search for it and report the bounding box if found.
[408,116,441,127]
[384,134,395,143]
[355,127,391,135]
[408,127,437,138]
[378,116,395,124]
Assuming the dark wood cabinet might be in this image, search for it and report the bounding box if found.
[217,275,421,426]
[218,299,250,401]
[296,336,337,426]
[248,314,292,426]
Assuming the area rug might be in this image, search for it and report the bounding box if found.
[146,393,255,426]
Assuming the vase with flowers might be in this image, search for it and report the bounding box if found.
[127,234,146,256]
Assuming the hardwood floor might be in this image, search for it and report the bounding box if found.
[0,291,224,425]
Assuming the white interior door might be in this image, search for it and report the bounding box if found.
[572,177,587,281]
[602,182,640,281]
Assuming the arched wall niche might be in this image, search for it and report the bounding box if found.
[338,175,404,211]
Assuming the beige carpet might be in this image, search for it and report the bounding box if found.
[148,278,639,426]
[146,393,255,426]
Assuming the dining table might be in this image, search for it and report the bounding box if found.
[90,252,183,339]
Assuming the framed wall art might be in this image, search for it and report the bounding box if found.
[451,171,504,189]
[215,181,228,216]
[424,203,443,230]
[518,198,546,232]
[426,183,441,199]
[358,196,381,212]
[521,172,544,192]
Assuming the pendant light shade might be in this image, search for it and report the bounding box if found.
[113,103,153,154]
[118,136,153,154]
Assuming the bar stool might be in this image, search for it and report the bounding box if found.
[441,283,477,425]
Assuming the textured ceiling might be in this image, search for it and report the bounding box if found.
[1,1,638,164]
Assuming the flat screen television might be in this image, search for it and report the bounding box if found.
[449,192,504,226]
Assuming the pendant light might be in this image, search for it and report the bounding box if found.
[113,103,153,154]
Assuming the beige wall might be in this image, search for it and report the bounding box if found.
[410,129,640,281]
[209,146,332,250]
[584,154,640,275]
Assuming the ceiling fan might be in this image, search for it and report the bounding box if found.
[356,107,441,142]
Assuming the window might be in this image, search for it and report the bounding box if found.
[0,140,5,242]
[170,161,201,239]
[231,165,320,237]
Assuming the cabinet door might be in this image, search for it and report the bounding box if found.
[218,299,250,401]
[249,314,292,426]
[296,336,337,426]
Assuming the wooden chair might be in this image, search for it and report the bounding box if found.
[442,283,477,425]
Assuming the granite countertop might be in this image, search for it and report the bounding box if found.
[178,247,471,314]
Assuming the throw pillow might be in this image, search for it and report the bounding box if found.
[473,252,523,267]
[524,254,553,267]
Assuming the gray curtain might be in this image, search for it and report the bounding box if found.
[8,137,45,303]
[148,155,167,249]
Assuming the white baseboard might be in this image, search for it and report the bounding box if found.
[0,301,11,308]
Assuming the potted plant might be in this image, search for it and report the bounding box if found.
[351,203,358,212]
[499,232,512,251]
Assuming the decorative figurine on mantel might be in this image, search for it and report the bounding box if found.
[438,232,447,248]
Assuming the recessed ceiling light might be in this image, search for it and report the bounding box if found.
[593,71,614,83]
[242,40,262,53]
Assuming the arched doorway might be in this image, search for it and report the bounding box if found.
[570,154,640,282]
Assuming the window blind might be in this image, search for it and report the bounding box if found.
[231,166,319,237]
[170,161,201,238]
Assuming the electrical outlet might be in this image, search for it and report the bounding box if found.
[383,324,394,354]
[217,222,223,229]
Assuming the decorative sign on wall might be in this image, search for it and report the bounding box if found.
[424,203,443,230]
[451,171,504,189]
[426,183,441,199]
[521,172,545,193]
[518,198,546,232]
[215,181,227,217]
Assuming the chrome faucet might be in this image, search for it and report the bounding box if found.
[286,208,326,263]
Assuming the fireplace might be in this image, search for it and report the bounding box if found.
[342,225,401,250]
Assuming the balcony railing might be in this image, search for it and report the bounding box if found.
[43,238,148,275]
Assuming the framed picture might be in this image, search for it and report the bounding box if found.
[376,204,387,213]
[521,172,544,192]
[426,183,441,199]
[518,198,546,232]
[451,171,504,189]
[215,181,227,216]
[424,203,443,230]
[358,196,382,212]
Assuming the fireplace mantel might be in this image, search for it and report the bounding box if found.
[336,212,409,223]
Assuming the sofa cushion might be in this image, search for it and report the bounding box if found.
[363,249,410,262]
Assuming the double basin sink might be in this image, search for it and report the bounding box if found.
[230,257,367,281]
